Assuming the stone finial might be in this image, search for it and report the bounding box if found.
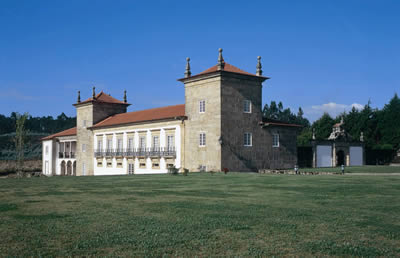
[77,91,81,103]
[256,56,262,76]
[124,90,127,103]
[92,86,96,100]
[184,57,191,78]
[217,48,225,71]
[360,131,364,142]
[312,128,316,140]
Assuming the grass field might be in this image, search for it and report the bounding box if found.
[301,165,400,174]
[0,173,399,256]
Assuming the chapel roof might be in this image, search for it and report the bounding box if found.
[41,127,77,141]
[90,104,186,129]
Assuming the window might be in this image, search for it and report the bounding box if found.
[82,144,86,152]
[97,161,103,167]
[128,163,134,174]
[107,162,112,168]
[45,146,49,155]
[83,120,87,127]
[199,133,206,147]
[128,138,134,151]
[107,139,113,151]
[139,136,146,149]
[45,161,49,173]
[273,133,280,147]
[152,136,159,149]
[97,140,102,151]
[244,133,252,146]
[167,135,174,149]
[199,100,205,113]
[117,139,123,151]
[244,100,251,113]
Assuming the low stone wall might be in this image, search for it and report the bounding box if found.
[258,169,337,175]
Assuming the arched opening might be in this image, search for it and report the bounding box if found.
[60,161,66,176]
[336,150,345,166]
[67,161,72,176]
[73,161,76,176]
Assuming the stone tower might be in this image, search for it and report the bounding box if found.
[179,49,269,172]
[73,88,130,176]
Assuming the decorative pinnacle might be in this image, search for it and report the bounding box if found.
[184,57,191,78]
[360,132,364,142]
[77,91,81,103]
[217,48,225,71]
[124,90,127,103]
[256,56,262,76]
[92,86,96,99]
[312,128,316,140]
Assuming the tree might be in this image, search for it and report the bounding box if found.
[312,113,335,140]
[377,93,400,150]
[15,112,29,174]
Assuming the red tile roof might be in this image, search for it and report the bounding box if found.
[41,127,77,141]
[178,62,269,81]
[198,62,256,76]
[76,91,129,105]
[91,104,186,128]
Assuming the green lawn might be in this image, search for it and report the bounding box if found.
[301,165,400,173]
[0,173,399,256]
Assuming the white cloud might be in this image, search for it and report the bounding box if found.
[304,102,364,122]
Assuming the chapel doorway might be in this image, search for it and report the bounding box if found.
[336,150,345,166]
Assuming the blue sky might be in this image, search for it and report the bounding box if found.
[0,0,399,121]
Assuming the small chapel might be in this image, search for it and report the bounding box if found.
[311,118,365,167]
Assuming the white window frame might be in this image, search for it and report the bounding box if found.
[199,100,206,113]
[117,139,123,151]
[152,136,160,149]
[199,132,206,147]
[82,144,86,152]
[45,146,49,155]
[128,138,134,151]
[107,139,113,151]
[244,132,252,147]
[97,140,102,151]
[273,133,280,148]
[244,100,252,113]
[139,136,146,149]
[83,120,87,128]
[167,135,174,150]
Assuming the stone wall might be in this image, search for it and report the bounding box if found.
[220,74,297,171]
[75,102,127,176]
[183,75,222,172]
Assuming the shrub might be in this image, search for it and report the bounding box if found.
[223,168,229,174]
[167,166,178,175]
[183,168,189,176]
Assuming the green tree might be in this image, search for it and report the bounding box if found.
[15,112,29,174]
[377,93,400,150]
[312,113,335,140]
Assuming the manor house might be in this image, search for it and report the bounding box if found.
[42,49,300,176]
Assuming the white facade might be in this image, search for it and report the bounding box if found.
[92,125,181,176]
[42,140,54,175]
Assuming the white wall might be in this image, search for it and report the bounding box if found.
[42,140,53,175]
[93,124,181,175]
[317,145,332,167]
[350,146,363,166]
